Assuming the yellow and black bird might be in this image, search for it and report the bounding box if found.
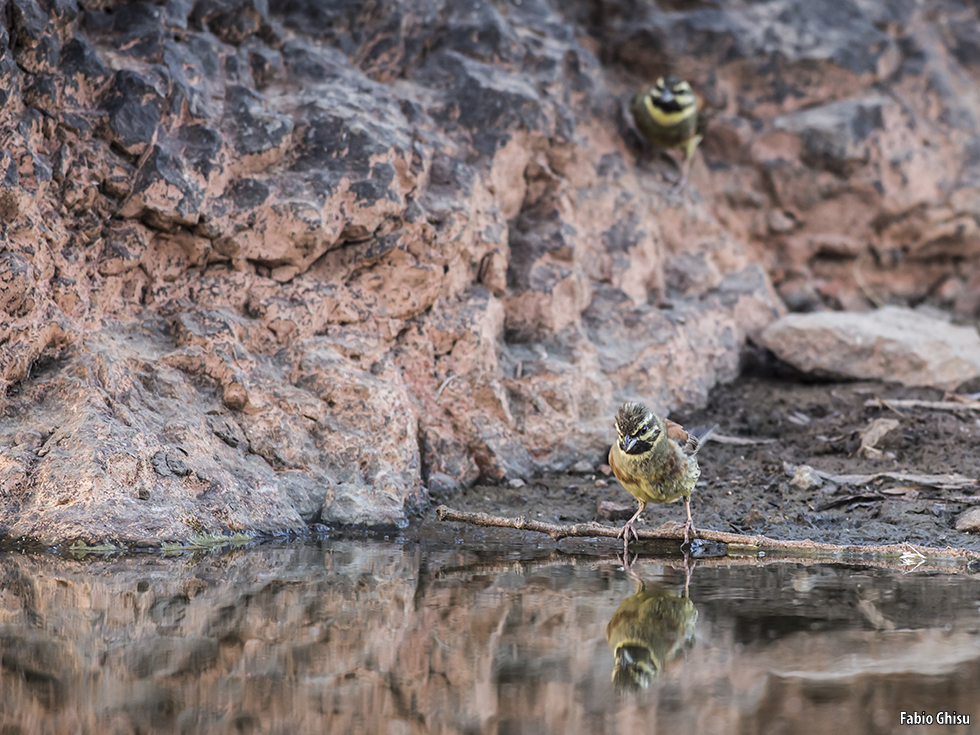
[608,401,713,553]
[607,580,698,691]
[629,76,704,192]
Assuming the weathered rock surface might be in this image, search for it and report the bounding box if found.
[760,307,980,389]
[2,0,979,543]
[955,506,980,533]
[578,0,980,318]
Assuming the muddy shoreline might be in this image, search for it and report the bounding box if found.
[437,374,980,554]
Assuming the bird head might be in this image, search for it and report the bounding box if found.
[615,402,664,455]
[648,76,696,112]
[612,644,662,691]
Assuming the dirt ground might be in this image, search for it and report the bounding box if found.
[432,368,980,554]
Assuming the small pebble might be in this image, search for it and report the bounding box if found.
[507,478,526,488]
[790,464,824,492]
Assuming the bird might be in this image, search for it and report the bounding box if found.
[608,401,714,553]
[628,76,704,192]
[606,580,698,691]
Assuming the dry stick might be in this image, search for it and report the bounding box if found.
[709,433,777,446]
[866,397,980,412]
[436,505,980,564]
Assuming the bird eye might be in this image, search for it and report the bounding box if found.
[673,81,691,93]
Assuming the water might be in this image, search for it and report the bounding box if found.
[1,536,979,734]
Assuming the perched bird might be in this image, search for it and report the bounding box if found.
[607,580,698,691]
[628,76,704,192]
[608,401,713,553]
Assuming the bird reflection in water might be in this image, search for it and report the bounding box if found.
[606,574,698,691]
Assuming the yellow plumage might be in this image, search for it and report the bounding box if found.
[629,76,703,190]
[608,401,711,551]
[607,582,698,690]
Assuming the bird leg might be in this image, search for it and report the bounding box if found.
[669,157,690,194]
[682,496,698,546]
[617,501,646,555]
[682,553,694,598]
[669,134,702,194]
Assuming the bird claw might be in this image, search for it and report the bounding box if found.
[682,519,698,547]
[617,520,640,555]
[668,174,688,195]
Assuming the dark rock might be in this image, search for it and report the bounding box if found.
[121,144,204,227]
[24,74,60,112]
[10,0,48,46]
[442,0,522,64]
[247,43,282,88]
[774,96,888,175]
[0,54,20,110]
[222,85,293,163]
[419,50,544,156]
[60,37,112,92]
[102,70,164,156]
[162,40,210,118]
[111,2,167,60]
[191,0,268,44]
[15,31,61,74]
[280,38,352,81]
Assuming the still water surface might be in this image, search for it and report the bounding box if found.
[1,535,978,734]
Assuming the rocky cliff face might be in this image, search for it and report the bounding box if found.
[0,0,977,544]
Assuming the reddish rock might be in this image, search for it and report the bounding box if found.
[5,0,979,544]
[761,307,980,389]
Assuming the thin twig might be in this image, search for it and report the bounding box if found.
[866,398,980,412]
[709,433,777,446]
[435,506,980,564]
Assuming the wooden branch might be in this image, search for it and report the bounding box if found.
[866,397,980,412]
[435,505,980,565]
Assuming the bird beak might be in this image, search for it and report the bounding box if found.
[622,435,637,453]
[660,88,674,103]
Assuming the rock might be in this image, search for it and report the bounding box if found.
[773,96,888,175]
[954,507,980,533]
[0,252,38,318]
[14,0,953,545]
[427,472,461,499]
[101,70,165,156]
[597,499,634,521]
[789,465,824,492]
[761,307,980,389]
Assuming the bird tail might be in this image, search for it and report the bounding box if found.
[685,424,718,455]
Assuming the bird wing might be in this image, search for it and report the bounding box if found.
[664,419,690,443]
[665,420,717,456]
[608,443,626,482]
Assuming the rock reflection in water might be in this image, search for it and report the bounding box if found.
[606,579,697,691]
[0,542,978,734]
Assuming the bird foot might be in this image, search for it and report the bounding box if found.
[617,520,640,555]
[682,519,698,547]
[669,173,689,195]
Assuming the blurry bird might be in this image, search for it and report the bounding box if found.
[607,579,698,691]
[608,401,714,553]
[628,76,704,192]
